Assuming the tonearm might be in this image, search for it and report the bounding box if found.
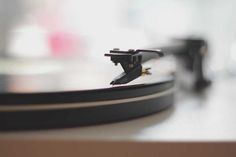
[105,38,211,90]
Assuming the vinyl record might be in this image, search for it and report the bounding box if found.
[0,58,175,130]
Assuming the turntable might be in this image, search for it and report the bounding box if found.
[0,38,210,130]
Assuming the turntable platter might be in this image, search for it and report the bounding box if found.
[0,58,174,130]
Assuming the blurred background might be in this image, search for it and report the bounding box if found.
[0,0,236,91]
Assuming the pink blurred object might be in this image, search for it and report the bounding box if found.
[49,31,79,57]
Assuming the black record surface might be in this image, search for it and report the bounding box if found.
[0,59,175,130]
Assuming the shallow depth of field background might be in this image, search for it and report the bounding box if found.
[0,0,236,76]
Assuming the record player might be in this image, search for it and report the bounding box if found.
[0,37,210,131]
